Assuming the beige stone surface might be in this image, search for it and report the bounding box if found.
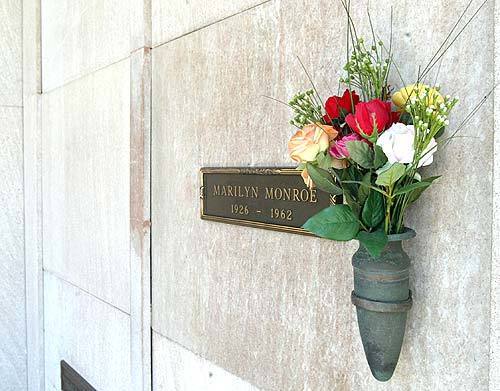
[130,0,152,50]
[130,47,152,391]
[41,0,130,92]
[23,0,43,388]
[153,331,260,391]
[0,107,26,390]
[44,272,131,391]
[152,0,269,47]
[152,1,494,390]
[0,0,22,106]
[42,59,131,313]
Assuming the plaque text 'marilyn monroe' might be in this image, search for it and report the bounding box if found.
[200,168,340,235]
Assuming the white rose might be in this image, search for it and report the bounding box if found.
[376,123,437,168]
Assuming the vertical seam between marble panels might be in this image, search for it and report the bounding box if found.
[22,1,27,388]
[148,43,153,391]
[151,0,272,49]
[129,41,152,391]
[23,0,44,389]
[490,0,499,388]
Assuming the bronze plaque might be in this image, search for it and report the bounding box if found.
[200,167,340,235]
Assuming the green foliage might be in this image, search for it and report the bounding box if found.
[303,205,360,241]
[344,192,361,218]
[356,230,388,257]
[296,162,307,171]
[306,164,343,195]
[316,152,333,170]
[375,163,406,187]
[407,176,441,203]
[399,112,413,125]
[373,145,388,169]
[343,165,363,195]
[345,141,387,171]
[362,191,385,228]
[288,89,323,128]
[346,141,374,169]
[341,37,392,101]
[404,88,458,159]
[393,181,432,197]
[357,172,372,205]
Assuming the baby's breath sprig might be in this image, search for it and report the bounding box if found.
[340,37,392,102]
[403,85,458,161]
[288,89,324,128]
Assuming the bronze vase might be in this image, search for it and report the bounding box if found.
[351,228,415,382]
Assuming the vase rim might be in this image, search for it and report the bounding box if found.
[387,228,416,242]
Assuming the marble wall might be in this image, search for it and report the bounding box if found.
[151,0,496,390]
[0,0,26,389]
[39,1,149,390]
[15,0,498,390]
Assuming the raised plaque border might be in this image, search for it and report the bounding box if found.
[200,167,336,236]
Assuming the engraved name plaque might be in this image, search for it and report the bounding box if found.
[200,167,341,235]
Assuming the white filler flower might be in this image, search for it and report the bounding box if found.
[377,123,437,167]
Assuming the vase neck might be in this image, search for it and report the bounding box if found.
[358,240,403,258]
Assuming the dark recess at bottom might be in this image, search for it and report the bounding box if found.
[61,361,97,391]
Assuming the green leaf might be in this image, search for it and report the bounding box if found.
[342,181,389,197]
[422,175,441,183]
[435,126,445,138]
[362,191,385,228]
[376,161,392,175]
[341,166,359,197]
[346,141,374,169]
[316,152,333,170]
[296,162,307,171]
[344,192,361,218]
[358,172,372,205]
[373,145,388,169]
[393,181,432,197]
[408,176,441,203]
[330,168,343,184]
[399,112,413,125]
[306,163,343,195]
[357,230,388,257]
[375,163,406,187]
[303,205,360,241]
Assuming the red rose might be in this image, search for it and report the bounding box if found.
[390,111,401,125]
[323,89,360,123]
[345,99,392,137]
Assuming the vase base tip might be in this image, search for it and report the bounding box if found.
[370,368,395,382]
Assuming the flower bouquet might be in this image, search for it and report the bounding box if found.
[281,1,491,382]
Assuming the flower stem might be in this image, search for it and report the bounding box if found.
[385,186,393,233]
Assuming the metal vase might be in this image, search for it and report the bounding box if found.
[351,229,416,382]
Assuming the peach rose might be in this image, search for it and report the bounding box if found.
[288,123,334,163]
[318,124,339,141]
[301,168,314,189]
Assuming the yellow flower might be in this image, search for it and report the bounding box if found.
[392,83,443,109]
[288,123,332,163]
